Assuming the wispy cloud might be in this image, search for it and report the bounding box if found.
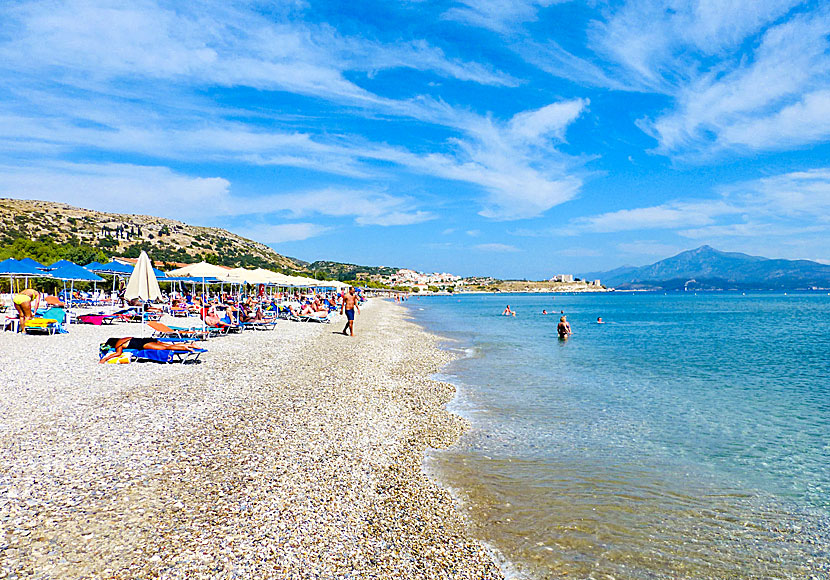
[403,99,589,219]
[571,169,830,245]
[457,0,830,159]
[474,242,520,252]
[235,223,331,244]
[443,0,564,33]
[0,0,588,223]
[0,162,232,221]
[642,9,830,156]
[0,0,513,105]
[245,187,434,227]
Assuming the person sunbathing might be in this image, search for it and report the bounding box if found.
[300,298,328,316]
[99,337,198,363]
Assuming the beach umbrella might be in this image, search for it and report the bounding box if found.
[165,262,229,303]
[0,258,53,294]
[90,260,135,293]
[168,262,225,308]
[47,260,105,326]
[0,258,47,277]
[124,251,161,334]
[165,261,228,278]
[125,251,161,302]
[18,257,46,270]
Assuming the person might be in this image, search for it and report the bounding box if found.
[99,337,198,363]
[12,288,40,332]
[341,286,360,336]
[597,317,604,324]
[557,315,572,339]
[542,309,548,315]
[502,305,515,316]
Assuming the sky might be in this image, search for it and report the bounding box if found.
[0,0,829,278]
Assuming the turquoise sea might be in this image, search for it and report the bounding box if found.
[405,292,829,579]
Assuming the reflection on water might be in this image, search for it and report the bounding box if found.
[409,293,830,579]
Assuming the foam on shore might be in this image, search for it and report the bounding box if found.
[0,299,502,578]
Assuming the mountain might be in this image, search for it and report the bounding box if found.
[588,246,830,290]
[0,198,306,271]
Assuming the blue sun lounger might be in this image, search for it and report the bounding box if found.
[129,348,207,363]
[99,344,207,364]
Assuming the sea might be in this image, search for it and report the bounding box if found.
[404,292,830,580]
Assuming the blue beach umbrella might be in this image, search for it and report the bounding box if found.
[18,257,46,270]
[47,260,105,326]
[0,258,52,295]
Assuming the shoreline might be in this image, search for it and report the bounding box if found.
[0,299,502,578]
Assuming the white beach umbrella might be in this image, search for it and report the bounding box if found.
[165,261,228,278]
[124,251,161,333]
[166,261,228,303]
[124,251,162,301]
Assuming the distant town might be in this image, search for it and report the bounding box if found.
[359,268,604,293]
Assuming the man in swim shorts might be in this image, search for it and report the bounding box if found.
[341,286,360,336]
[12,288,40,332]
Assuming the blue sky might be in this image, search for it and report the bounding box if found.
[1,0,829,278]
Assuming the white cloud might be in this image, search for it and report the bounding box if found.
[248,187,434,227]
[626,6,830,155]
[508,100,585,143]
[443,0,563,33]
[0,0,514,108]
[474,243,520,252]
[573,200,732,233]
[235,223,330,244]
[571,168,830,258]
[0,162,231,222]
[404,99,588,219]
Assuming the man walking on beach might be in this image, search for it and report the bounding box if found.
[341,286,360,336]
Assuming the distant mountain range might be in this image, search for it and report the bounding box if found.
[583,246,830,290]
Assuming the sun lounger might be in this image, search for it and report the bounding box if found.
[242,318,277,330]
[298,311,335,323]
[24,307,68,335]
[103,347,206,364]
[77,313,117,325]
[148,321,208,341]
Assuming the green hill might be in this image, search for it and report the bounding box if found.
[0,198,306,272]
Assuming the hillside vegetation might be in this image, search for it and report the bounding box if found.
[0,198,306,271]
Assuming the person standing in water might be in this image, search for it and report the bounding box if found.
[502,305,515,316]
[557,315,572,339]
[341,286,360,336]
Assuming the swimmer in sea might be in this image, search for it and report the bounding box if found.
[557,316,572,339]
[502,305,514,316]
[597,317,604,324]
[542,309,548,315]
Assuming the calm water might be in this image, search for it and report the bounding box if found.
[405,292,830,579]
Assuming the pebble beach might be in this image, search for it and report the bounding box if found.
[0,299,502,579]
